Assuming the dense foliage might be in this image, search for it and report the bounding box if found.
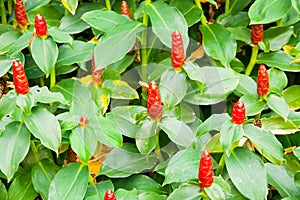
[0,0,300,199]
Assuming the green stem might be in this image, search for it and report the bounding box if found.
[201,188,210,200]
[225,0,230,13]
[216,153,225,176]
[40,76,45,87]
[245,45,259,76]
[8,0,12,14]
[30,140,40,163]
[154,130,164,163]
[50,67,56,89]
[89,175,96,185]
[105,0,111,10]
[195,0,207,25]
[0,0,6,24]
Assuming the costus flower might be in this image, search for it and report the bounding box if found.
[171,30,185,69]
[104,190,116,200]
[257,64,269,97]
[231,100,245,125]
[14,0,28,29]
[121,1,132,19]
[251,24,263,44]
[198,150,214,188]
[12,60,29,95]
[34,14,47,38]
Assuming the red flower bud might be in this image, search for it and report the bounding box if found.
[171,30,185,69]
[14,0,28,29]
[251,24,263,44]
[34,14,47,38]
[91,54,102,87]
[121,1,132,19]
[198,150,214,188]
[232,100,245,124]
[79,116,88,127]
[104,190,116,200]
[257,64,269,97]
[12,60,29,95]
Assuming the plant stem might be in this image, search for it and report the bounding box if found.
[8,0,12,14]
[105,0,111,10]
[216,153,225,176]
[245,45,259,76]
[30,140,40,163]
[89,175,96,185]
[195,0,207,25]
[201,188,210,200]
[225,0,230,13]
[0,0,7,24]
[154,132,164,163]
[50,67,56,89]
[40,76,45,87]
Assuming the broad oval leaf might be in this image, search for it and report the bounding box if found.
[200,24,237,67]
[0,122,30,181]
[115,188,138,200]
[0,57,14,77]
[31,86,68,105]
[197,113,230,137]
[8,32,32,56]
[265,94,289,121]
[225,148,268,200]
[283,85,300,110]
[48,163,89,200]
[84,180,114,199]
[261,116,298,135]
[0,91,17,120]
[62,0,78,15]
[102,80,139,100]
[268,68,288,93]
[205,183,225,200]
[0,31,21,54]
[48,27,73,45]
[240,94,266,116]
[167,184,201,200]
[227,0,252,14]
[136,119,156,154]
[0,181,7,200]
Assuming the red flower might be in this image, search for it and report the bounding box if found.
[251,24,263,44]
[14,0,28,29]
[12,60,29,95]
[171,30,185,69]
[91,54,102,87]
[79,116,88,128]
[121,1,132,19]
[198,150,214,188]
[231,100,245,125]
[257,64,269,97]
[104,190,116,200]
[34,14,47,38]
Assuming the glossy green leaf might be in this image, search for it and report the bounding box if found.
[262,26,294,51]
[268,68,288,93]
[167,102,197,124]
[159,69,187,107]
[0,57,13,77]
[84,180,114,200]
[24,107,61,154]
[227,0,252,14]
[27,5,63,27]
[8,32,32,56]
[31,86,68,105]
[226,27,251,44]
[16,92,34,115]
[160,117,195,147]
[136,119,156,154]
[48,163,89,200]
[243,124,284,165]
[200,24,237,67]
[217,12,250,28]
[48,27,73,45]
[292,0,300,13]
[249,0,292,24]
[204,133,223,153]
[56,40,94,66]
[62,0,78,15]
[266,163,300,197]
[138,192,167,200]
[0,122,30,181]
[240,94,266,116]
[184,62,205,83]
[197,113,230,137]
[184,67,239,105]
[226,148,268,200]
[31,160,60,200]
[167,184,201,200]
[279,6,300,26]
[205,183,225,200]
[82,10,130,32]
[294,147,300,159]
[24,54,44,79]
[0,31,21,54]
[8,172,38,200]
[31,36,58,76]
[25,0,51,11]
[115,188,138,200]
[265,94,290,120]
[0,181,7,200]
[103,80,139,100]
[261,116,298,135]
[164,148,200,185]
[145,1,189,51]
[283,85,300,110]
[99,145,157,178]
[51,78,76,102]
[0,91,17,120]
[257,51,300,72]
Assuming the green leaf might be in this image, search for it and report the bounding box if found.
[265,163,300,197]
[268,68,288,93]
[294,147,300,159]
[25,0,51,11]
[283,85,300,110]
[48,27,73,45]
[27,5,63,27]
[51,78,76,102]
[217,12,250,28]
[200,24,237,67]
[31,36,58,76]
[220,121,244,156]
[0,57,13,77]
[99,145,157,178]
[8,32,32,56]
[261,116,298,135]
[8,172,38,200]
[136,119,156,154]
[240,94,266,116]
[138,192,167,200]
[167,102,197,124]
[204,133,223,153]
[24,54,44,79]
[24,107,61,154]
[0,181,7,200]
[84,180,114,200]
[292,0,300,13]
[62,0,78,15]
[48,163,89,200]
[227,0,252,14]
[167,184,201,200]
[226,27,251,44]
[249,0,292,24]
[265,94,290,120]
[103,80,139,100]
[56,40,94,66]
[226,148,268,200]
[16,93,34,115]
[184,67,239,105]
[31,86,68,105]
[0,31,21,54]
[160,117,195,147]
[115,188,138,200]
[243,124,284,165]
[204,183,225,200]
[263,26,294,51]
[94,21,145,70]
[257,51,300,72]
[81,10,130,32]
[0,91,17,120]
[159,69,187,107]
[145,1,189,51]
[197,113,230,137]
[0,122,30,181]
[31,160,60,200]
[164,148,200,185]
[184,62,205,83]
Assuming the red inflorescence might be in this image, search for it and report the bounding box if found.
[198,150,214,189]
[231,100,245,125]
[79,116,88,128]
[171,30,185,69]
[104,190,116,200]
[257,64,269,97]
[34,14,47,38]
[12,60,29,95]
[14,0,28,28]
[91,54,102,87]
[251,24,264,44]
[121,1,132,19]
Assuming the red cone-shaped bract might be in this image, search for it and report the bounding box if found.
[171,30,185,69]
[104,190,116,200]
[257,64,269,97]
[251,24,263,44]
[12,60,29,95]
[14,0,28,28]
[79,116,88,128]
[231,100,245,124]
[198,150,214,189]
[121,1,132,19]
[91,54,102,87]
[147,81,162,121]
[34,14,47,38]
